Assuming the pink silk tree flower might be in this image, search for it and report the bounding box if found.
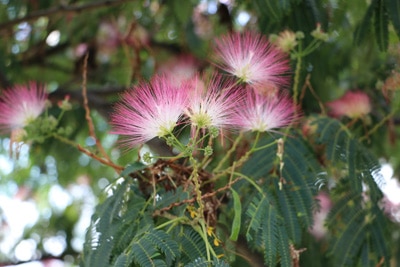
[212,31,290,95]
[326,91,371,119]
[110,75,189,147]
[0,82,48,133]
[232,90,297,132]
[184,74,244,130]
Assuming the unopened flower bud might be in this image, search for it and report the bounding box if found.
[271,30,298,53]
[58,95,72,111]
[311,23,329,42]
[295,31,305,39]
[204,146,213,156]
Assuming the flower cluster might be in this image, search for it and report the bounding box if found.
[111,31,297,148]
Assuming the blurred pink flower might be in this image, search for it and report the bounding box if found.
[0,82,47,133]
[309,191,332,240]
[232,90,297,132]
[110,75,189,147]
[382,196,400,223]
[213,31,290,94]
[158,54,200,85]
[185,74,243,130]
[326,90,371,119]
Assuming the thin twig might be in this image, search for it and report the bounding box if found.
[81,53,111,161]
[122,21,142,82]
[360,110,396,142]
[77,144,124,173]
[155,177,240,214]
[0,0,132,30]
[300,74,326,114]
[52,134,124,172]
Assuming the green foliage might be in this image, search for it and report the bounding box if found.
[354,0,400,51]
[241,133,322,266]
[311,116,391,266]
[385,0,400,38]
[312,116,384,199]
[1,1,400,267]
[80,172,224,267]
[184,257,230,267]
[78,118,393,267]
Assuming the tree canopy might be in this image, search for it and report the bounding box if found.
[1,0,400,266]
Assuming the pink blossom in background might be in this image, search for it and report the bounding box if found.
[309,191,332,240]
[213,31,290,95]
[326,90,371,119]
[184,74,244,130]
[382,196,400,223]
[0,82,47,133]
[110,75,189,147]
[232,90,297,132]
[158,54,200,85]
[95,21,149,61]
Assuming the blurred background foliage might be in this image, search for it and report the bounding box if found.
[0,0,400,266]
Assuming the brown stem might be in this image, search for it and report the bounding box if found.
[234,237,265,267]
[81,53,111,161]
[0,0,132,30]
[77,144,124,173]
[154,177,240,214]
[300,74,326,115]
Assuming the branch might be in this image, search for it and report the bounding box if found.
[154,177,240,214]
[0,0,132,30]
[81,54,116,166]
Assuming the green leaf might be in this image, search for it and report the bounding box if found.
[253,0,282,21]
[155,186,190,212]
[331,208,367,266]
[131,238,164,267]
[120,161,147,177]
[113,254,128,267]
[276,184,302,244]
[229,189,241,241]
[177,226,208,264]
[171,0,194,25]
[277,224,291,267]
[184,257,208,267]
[146,229,181,266]
[368,206,391,267]
[241,136,276,179]
[313,116,382,197]
[279,0,291,14]
[245,193,268,241]
[385,0,400,38]
[81,179,132,267]
[374,0,389,51]
[354,0,378,45]
[261,201,279,267]
[184,257,230,267]
[280,136,320,229]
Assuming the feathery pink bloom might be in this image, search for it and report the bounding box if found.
[0,82,47,133]
[213,31,290,94]
[232,90,296,132]
[110,75,189,147]
[185,74,244,129]
[326,90,371,119]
